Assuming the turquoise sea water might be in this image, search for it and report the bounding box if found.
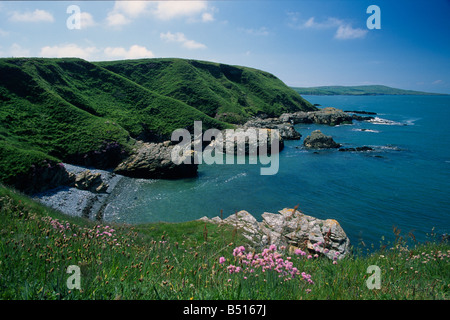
[103,95,450,247]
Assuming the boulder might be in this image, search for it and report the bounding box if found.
[272,123,301,140]
[199,207,351,260]
[114,141,198,179]
[303,130,341,149]
[74,170,109,193]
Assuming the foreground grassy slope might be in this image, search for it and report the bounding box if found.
[292,85,447,96]
[1,185,448,300]
[0,57,313,188]
[97,58,316,123]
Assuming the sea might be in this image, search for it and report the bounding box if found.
[102,95,450,248]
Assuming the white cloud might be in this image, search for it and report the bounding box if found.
[201,12,214,22]
[288,12,366,40]
[160,31,206,50]
[105,1,213,26]
[80,12,97,29]
[334,24,368,40]
[106,12,131,27]
[40,44,98,60]
[113,1,150,18]
[10,43,31,57]
[104,45,154,60]
[9,9,54,23]
[432,80,443,85]
[301,17,342,29]
[106,1,149,27]
[152,1,208,20]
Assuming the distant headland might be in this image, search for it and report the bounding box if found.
[291,85,449,96]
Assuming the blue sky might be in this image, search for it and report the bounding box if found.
[0,0,449,93]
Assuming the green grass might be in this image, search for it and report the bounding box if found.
[97,58,316,120]
[1,185,448,300]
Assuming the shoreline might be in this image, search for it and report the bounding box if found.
[33,163,125,220]
[31,108,385,223]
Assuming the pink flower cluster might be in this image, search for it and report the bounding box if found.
[48,217,71,233]
[91,225,115,239]
[220,245,314,284]
[43,217,119,245]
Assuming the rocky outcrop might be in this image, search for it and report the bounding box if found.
[309,107,353,126]
[242,118,301,140]
[350,114,375,121]
[199,207,351,260]
[280,107,353,126]
[74,170,109,193]
[207,128,284,155]
[279,111,311,124]
[303,130,341,149]
[114,141,198,179]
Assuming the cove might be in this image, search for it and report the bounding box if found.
[62,95,450,249]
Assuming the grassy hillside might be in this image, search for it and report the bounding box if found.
[97,58,316,123]
[0,57,313,189]
[1,185,448,300]
[291,85,447,96]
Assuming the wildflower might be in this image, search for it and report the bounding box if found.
[233,246,245,257]
[219,257,226,264]
[227,265,236,274]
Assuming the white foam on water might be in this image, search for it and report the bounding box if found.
[375,145,404,152]
[368,117,404,126]
[224,172,247,183]
[352,128,380,133]
[404,118,421,126]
